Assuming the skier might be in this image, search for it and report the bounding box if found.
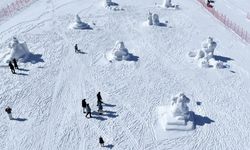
[99,136,105,147]
[82,99,87,113]
[97,92,103,106]
[8,62,15,74]
[75,44,79,53]
[12,58,19,69]
[98,103,103,115]
[85,104,92,118]
[5,106,13,120]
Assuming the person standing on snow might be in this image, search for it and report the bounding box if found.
[5,106,13,120]
[97,92,103,106]
[85,104,92,118]
[12,58,19,69]
[99,136,105,147]
[75,44,79,53]
[82,99,87,113]
[8,62,15,74]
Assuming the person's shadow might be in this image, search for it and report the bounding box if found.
[12,118,27,122]
[104,144,114,149]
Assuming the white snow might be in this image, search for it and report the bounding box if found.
[1,0,250,149]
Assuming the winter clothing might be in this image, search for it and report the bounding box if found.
[5,107,13,120]
[82,99,87,113]
[97,92,103,106]
[86,104,92,118]
[99,137,104,147]
[75,44,79,53]
[13,58,18,69]
[8,62,15,74]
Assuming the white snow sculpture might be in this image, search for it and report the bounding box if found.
[148,12,153,25]
[147,13,161,26]
[105,0,112,6]
[7,37,30,62]
[188,37,225,69]
[106,41,130,61]
[70,15,90,29]
[153,14,160,26]
[163,0,172,8]
[157,93,194,131]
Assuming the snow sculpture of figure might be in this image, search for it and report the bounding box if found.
[170,93,190,120]
[152,14,160,26]
[163,0,172,8]
[148,12,153,25]
[201,37,217,58]
[8,37,30,61]
[71,14,90,29]
[106,41,130,61]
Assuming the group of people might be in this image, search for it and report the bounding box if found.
[81,92,107,147]
[8,58,19,74]
[82,92,104,118]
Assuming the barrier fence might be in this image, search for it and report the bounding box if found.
[0,0,34,22]
[197,0,250,44]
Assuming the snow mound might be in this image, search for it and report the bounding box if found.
[188,37,227,69]
[3,37,30,62]
[69,15,90,30]
[157,93,194,131]
[162,0,179,9]
[106,41,131,61]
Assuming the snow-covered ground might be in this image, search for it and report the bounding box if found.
[1,0,250,149]
[0,0,16,9]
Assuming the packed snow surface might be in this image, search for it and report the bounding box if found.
[1,0,250,150]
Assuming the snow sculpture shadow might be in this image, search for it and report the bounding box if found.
[193,112,214,128]
[22,53,44,64]
[123,53,139,62]
[214,55,233,63]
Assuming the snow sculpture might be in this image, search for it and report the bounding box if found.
[70,15,90,29]
[147,12,161,26]
[163,0,172,8]
[157,93,194,131]
[7,37,30,62]
[188,37,226,69]
[105,0,112,6]
[148,12,153,25]
[106,41,130,61]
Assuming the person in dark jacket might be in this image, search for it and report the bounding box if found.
[5,106,13,120]
[99,136,105,147]
[97,92,103,106]
[75,44,79,53]
[85,104,92,118]
[12,58,18,69]
[82,99,87,113]
[98,103,103,115]
[8,62,15,74]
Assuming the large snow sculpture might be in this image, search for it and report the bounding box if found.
[106,41,130,61]
[7,37,30,62]
[157,93,194,131]
[188,37,225,69]
[70,15,90,30]
[162,0,179,9]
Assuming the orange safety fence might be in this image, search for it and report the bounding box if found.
[197,0,250,44]
[0,0,34,22]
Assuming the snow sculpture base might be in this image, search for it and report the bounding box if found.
[158,106,194,131]
[105,41,131,61]
[69,15,90,30]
